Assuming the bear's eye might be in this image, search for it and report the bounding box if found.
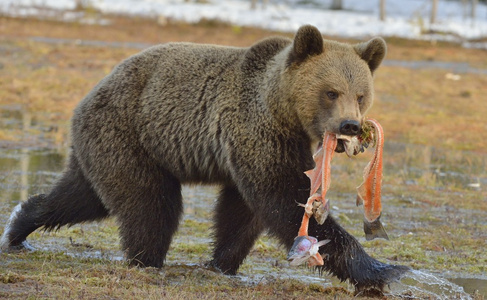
[326,91,338,100]
[357,96,364,104]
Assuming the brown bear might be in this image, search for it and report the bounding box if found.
[0,25,408,291]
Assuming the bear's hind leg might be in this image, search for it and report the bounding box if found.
[209,186,264,275]
[0,155,109,251]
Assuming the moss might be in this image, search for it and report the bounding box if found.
[360,121,374,145]
[0,272,25,284]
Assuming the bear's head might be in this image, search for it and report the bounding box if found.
[284,25,386,151]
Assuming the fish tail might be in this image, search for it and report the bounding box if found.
[363,214,389,240]
[356,194,363,206]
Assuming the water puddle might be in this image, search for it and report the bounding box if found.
[18,36,487,75]
[383,60,487,75]
[0,148,66,204]
[448,277,487,298]
[29,36,152,50]
[387,270,475,299]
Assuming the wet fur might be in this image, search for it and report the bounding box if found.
[1,25,408,291]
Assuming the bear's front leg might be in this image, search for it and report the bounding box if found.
[308,215,409,292]
[209,186,264,275]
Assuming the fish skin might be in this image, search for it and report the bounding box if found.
[310,198,329,225]
[364,214,389,241]
[305,147,323,197]
[303,132,336,225]
[288,236,314,263]
[356,119,389,240]
[356,119,383,223]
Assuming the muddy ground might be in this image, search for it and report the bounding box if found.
[0,13,486,299]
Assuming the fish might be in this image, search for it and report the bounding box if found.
[287,235,330,267]
[356,119,389,240]
[289,119,388,268]
[287,132,336,267]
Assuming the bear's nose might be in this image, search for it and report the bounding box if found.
[339,120,360,135]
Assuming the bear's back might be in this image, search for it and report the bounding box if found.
[72,38,292,184]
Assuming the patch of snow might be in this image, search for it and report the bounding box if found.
[0,0,486,45]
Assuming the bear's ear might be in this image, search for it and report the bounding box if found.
[287,25,324,66]
[354,37,387,74]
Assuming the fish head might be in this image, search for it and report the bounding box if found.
[288,236,331,267]
[287,236,317,266]
[288,236,316,257]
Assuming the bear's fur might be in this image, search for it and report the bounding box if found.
[1,25,408,291]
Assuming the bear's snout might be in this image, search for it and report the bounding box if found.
[339,120,360,136]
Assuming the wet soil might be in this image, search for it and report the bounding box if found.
[0,117,485,299]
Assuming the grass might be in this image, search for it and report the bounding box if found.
[0,14,486,299]
[373,67,487,151]
[0,218,354,299]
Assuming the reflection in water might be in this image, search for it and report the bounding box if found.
[448,277,487,297]
[19,148,30,201]
[20,111,32,201]
[0,149,65,205]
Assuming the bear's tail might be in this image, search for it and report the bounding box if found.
[0,155,109,251]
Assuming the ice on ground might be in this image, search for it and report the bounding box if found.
[0,0,486,46]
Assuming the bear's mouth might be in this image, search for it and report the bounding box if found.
[315,135,365,156]
[316,137,348,153]
[335,139,346,153]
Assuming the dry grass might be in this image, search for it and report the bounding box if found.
[372,67,487,151]
[1,15,486,151]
